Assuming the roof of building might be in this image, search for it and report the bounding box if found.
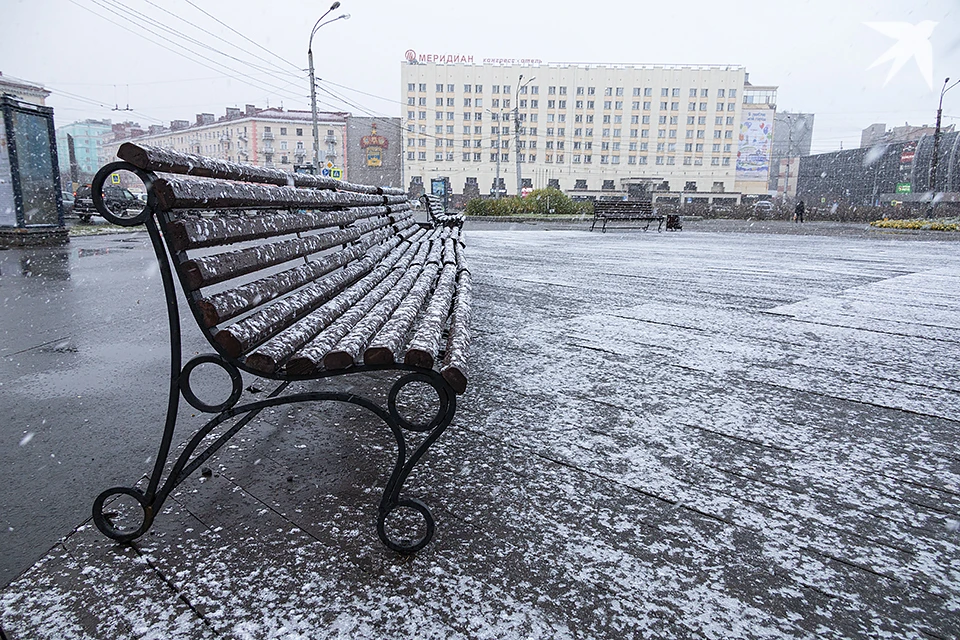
[0,71,51,98]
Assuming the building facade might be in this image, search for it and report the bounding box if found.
[345,117,403,187]
[400,60,777,202]
[55,119,112,187]
[102,105,351,178]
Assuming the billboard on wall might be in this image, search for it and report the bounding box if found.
[736,108,775,181]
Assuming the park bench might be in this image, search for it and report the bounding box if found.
[420,193,461,226]
[87,143,471,553]
[590,200,665,233]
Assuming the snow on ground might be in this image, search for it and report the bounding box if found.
[3,226,959,639]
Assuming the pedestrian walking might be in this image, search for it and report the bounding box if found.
[794,200,805,223]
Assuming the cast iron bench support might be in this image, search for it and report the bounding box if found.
[87,146,469,554]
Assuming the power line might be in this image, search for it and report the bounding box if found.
[70,0,308,108]
[94,0,299,79]
[139,0,298,78]
[181,0,303,74]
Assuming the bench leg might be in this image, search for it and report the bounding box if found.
[377,371,456,553]
[93,361,456,554]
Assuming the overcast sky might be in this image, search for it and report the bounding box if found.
[3,0,958,153]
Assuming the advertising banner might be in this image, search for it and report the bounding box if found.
[736,109,775,181]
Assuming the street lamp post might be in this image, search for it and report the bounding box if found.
[928,76,960,215]
[486,108,505,197]
[515,75,535,196]
[308,3,350,173]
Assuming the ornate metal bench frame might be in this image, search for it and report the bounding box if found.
[88,161,457,553]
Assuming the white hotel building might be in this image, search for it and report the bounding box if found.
[400,59,777,203]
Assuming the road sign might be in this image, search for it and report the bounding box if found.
[111,173,120,184]
[895,182,912,194]
[321,168,331,177]
[331,168,342,180]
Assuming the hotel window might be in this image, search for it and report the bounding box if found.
[689,88,697,97]
[588,86,596,95]
[684,143,693,151]
[714,130,722,139]
[419,97,426,106]
[530,100,538,108]
[717,103,724,111]
[475,98,483,107]
[698,116,707,124]
[671,88,680,97]
[628,142,637,151]
[697,130,705,138]
[408,97,415,105]
[643,101,651,110]
[628,156,636,164]
[447,112,455,120]
[660,101,668,110]
[644,87,653,96]
[407,83,415,91]
[718,89,725,97]
[464,98,472,107]
[586,114,594,123]
[641,129,649,138]
[715,116,723,125]
[419,111,426,119]
[446,98,455,106]
[600,155,609,164]
[661,88,669,97]
[560,86,567,94]
[726,116,735,125]
[711,157,720,165]
[503,85,511,94]
[657,142,665,151]
[658,129,666,138]
[419,83,426,91]
[408,111,415,120]
[669,130,677,138]
[701,89,709,97]
[729,102,736,111]
[713,143,721,152]
[614,115,622,124]
[418,152,426,160]
[656,156,664,164]
[667,157,675,165]
[683,157,692,165]
[576,86,584,95]
[530,86,538,94]
[722,157,731,166]
[696,143,704,151]
[492,85,500,93]
[475,85,482,92]
[724,144,732,152]
[632,101,640,110]
[464,84,471,93]
[559,100,566,108]
[725,130,733,139]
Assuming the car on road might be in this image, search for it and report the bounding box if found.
[73,184,142,222]
[60,190,75,217]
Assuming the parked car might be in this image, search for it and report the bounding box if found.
[73,184,142,222]
[60,190,75,217]
[753,200,775,218]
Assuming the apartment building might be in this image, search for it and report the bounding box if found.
[400,60,777,201]
[101,105,350,177]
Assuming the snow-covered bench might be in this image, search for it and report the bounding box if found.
[87,143,470,553]
[590,200,664,232]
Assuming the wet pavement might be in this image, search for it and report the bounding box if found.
[1,221,959,638]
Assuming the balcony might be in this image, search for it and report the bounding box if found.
[262,132,274,141]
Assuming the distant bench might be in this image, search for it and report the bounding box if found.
[590,200,665,232]
[88,143,470,554]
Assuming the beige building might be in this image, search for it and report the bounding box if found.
[102,105,350,177]
[0,71,50,106]
[400,61,777,202]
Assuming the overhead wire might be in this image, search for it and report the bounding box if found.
[69,0,308,109]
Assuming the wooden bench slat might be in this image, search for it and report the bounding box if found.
[153,175,385,215]
[283,243,432,375]
[322,263,426,370]
[441,269,472,394]
[166,205,389,251]
[119,142,407,196]
[362,262,441,365]
[194,225,397,326]
[243,244,422,374]
[214,237,410,358]
[404,263,458,369]
[180,222,372,291]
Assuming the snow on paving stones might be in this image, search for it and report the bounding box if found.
[2,227,959,638]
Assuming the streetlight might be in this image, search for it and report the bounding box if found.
[485,108,506,197]
[928,76,960,216]
[308,3,350,173]
[515,74,535,196]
